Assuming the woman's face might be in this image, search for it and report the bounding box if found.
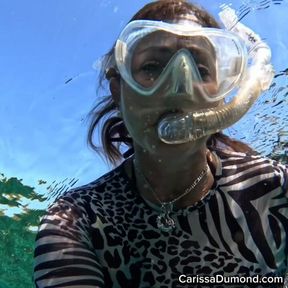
[118,21,221,156]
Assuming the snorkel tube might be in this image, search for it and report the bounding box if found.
[158,6,274,144]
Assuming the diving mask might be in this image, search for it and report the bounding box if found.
[114,7,274,145]
[115,19,248,102]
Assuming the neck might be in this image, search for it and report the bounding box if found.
[131,144,215,208]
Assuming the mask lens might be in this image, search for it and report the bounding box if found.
[130,31,172,87]
[130,31,217,89]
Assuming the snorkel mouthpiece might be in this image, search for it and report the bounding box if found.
[158,6,274,144]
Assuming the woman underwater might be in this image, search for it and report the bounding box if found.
[34,1,288,287]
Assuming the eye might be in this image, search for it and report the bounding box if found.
[132,58,166,87]
[141,61,163,75]
[197,65,212,82]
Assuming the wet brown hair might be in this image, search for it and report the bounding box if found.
[87,0,256,165]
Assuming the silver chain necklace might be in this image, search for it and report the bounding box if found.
[133,159,209,232]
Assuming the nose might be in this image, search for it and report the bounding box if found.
[167,49,200,98]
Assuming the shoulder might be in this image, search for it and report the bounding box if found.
[60,162,128,204]
[213,148,288,195]
[47,161,131,221]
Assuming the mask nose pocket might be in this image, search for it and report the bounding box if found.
[171,49,198,96]
[161,49,202,99]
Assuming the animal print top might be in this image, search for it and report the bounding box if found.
[34,149,288,288]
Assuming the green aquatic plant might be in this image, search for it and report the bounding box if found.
[0,279,10,288]
[0,175,47,288]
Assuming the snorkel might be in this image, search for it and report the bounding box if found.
[157,6,274,144]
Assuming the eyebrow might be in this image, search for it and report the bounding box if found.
[138,44,214,59]
[189,46,214,58]
[136,45,175,55]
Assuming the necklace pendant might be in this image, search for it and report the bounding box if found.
[157,203,175,232]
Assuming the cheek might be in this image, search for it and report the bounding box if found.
[202,81,219,95]
[122,108,153,134]
[120,84,158,128]
[120,98,145,137]
[120,100,158,145]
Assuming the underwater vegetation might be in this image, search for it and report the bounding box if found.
[0,175,47,288]
[0,173,78,287]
